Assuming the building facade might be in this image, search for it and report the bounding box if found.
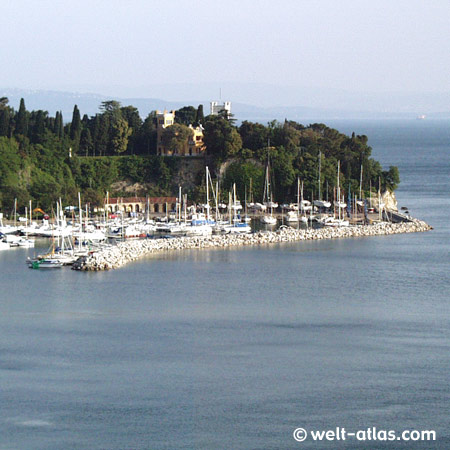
[210,101,232,118]
[104,196,177,214]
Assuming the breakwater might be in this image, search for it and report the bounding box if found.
[74,219,432,271]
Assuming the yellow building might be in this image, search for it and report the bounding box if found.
[156,110,205,156]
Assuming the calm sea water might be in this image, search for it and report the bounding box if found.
[0,120,449,449]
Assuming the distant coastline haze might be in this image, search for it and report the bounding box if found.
[1,0,449,115]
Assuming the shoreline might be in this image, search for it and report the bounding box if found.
[74,219,432,271]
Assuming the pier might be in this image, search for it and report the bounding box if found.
[73,219,432,271]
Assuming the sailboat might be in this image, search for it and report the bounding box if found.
[187,166,214,236]
[221,184,252,234]
[313,151,331,209]
[17,202,35,248]
[324,161,349,227]
[260,144,277,225]
[286,178,301,223]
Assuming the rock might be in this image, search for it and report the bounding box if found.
[77,219,432,271]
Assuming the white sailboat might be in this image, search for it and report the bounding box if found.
[187,166,214,236]
[324,161,349,227]
[285,178,301,223]
[221,184,251,234]
[260,145,277,226]
[313,151,332,209]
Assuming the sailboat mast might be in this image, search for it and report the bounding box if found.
[318,151,322,200]
[178,186,182,222]
[206,166,210,222]
[78,192,82,250]
[233,183,237,223]
[337,161,341,221]
[359,164,363,200]
[244,185,248,221]
[215,181,219,223]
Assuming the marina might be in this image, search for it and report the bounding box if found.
[0,118,448,450]
[0,203,431,271]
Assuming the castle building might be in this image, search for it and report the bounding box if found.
[210,101,232,118]
[156,110,205,156]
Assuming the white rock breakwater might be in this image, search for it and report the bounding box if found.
[75,219,432,271]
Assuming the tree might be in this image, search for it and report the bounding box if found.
[0,98,10,137]
[31,110,47,144]
[94,114,110,156]
[15,98,28,136]
[203,116,242,160]
[382,166,400,191]
[135,112,157,155]
[195,104,204,125]
[175,106,197,126]
[69,104,81,149]
[239,121,268,151]
[161,123,193,155]
[99,100,122,117]
[120,105,142,154]
[79,128,93,156]
[0,109,9,137]
[222,161,265,203]
[111,118,132,154]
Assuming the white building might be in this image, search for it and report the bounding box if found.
[210,101,232,118]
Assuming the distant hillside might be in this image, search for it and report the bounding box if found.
[2,87,450,123]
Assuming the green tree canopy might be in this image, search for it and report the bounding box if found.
[161,123,193,155]
[15,98,28,136]
[111,118,132,154]
[175,106,197,126]
[203,116,242,161]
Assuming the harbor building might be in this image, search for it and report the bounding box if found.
[210,101,232,118]
[104,196,177,214]
[156,110,205,156]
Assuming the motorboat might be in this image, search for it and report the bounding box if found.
[285,211,299,223]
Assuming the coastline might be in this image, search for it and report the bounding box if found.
[74,219,432,271]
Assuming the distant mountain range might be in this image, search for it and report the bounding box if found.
[1,87,450,123]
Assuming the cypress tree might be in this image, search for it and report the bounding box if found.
[95,114,110,156]
[0,109,9,137]
[58,111,64,139]
[54,111,61,135]
[15,98,28,136]
[79,128,93,157]
[195,104,204,125]
[81,114,89,128]
[69,105,81,151]
[91,114,100,156]
[32,110,46,143]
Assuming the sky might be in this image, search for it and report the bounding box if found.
[2,0,450,108]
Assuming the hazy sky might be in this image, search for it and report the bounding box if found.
[2,0,450,102]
